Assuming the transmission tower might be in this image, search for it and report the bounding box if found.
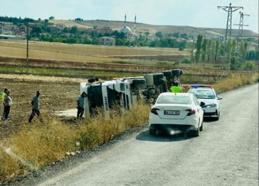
[234,11,249,39]
[217,3,243,46]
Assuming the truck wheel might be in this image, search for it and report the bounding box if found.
[149,128,156,136]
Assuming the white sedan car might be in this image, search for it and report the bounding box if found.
[149,93,204,136]
[188,85,222,120]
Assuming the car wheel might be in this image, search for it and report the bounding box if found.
[194,127,200,137]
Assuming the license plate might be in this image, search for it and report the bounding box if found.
[164,110,180,115]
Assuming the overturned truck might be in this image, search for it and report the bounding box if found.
[80,69,183,118]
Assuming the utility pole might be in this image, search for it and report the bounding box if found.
[234,11,249,39]
[26,23,29,64]
[217,3,243,47]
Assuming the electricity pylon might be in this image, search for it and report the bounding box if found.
[217,3,243,46]
[234,11,249,39]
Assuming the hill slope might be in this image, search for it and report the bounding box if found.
[51,19,258,38]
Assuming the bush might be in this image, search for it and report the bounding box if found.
[181,58,192,64]
[241,61,257,71]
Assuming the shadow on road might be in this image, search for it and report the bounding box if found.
[136,130,193,142]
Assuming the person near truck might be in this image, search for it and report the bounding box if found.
[29,91,41,123]
[77,92,87,119]
[170,81,182,93]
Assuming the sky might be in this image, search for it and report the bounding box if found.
[0,0,258,33]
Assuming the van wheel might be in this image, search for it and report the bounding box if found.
[215,111,220,121]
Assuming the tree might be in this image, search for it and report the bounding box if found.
[49,16,55,20]
[214,40,220,62]
[155,32,163,39]
[195,35,203,63]
[201,39,207,61]
[75,18,84,22]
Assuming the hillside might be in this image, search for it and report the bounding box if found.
[51,19,258,38]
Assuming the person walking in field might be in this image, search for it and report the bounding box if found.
[2,90,12,121]
[77,92,87,119]
[29,90,41,123]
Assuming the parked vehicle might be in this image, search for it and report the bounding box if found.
[188,84,222,120]
[149,93,204,136]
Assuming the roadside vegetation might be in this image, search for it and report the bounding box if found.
[0,103,149,183]
[214,72,259,93]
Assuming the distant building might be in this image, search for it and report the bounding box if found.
[120,26,133,35]
[120,14,137,40]
[99,36,115,46]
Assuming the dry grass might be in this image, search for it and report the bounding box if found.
[0,103,149,183]
[214,72,259,93]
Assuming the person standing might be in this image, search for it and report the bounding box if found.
[77,92,86,119]
[1,88,7,102]
[29,91,41,123]
[2,90,12,121]
[170,81,183,93]
[1,88,8,119]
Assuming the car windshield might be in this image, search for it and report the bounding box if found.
[189,88,216,99]
[156,95,191,105]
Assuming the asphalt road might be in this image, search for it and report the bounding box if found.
[39,84,258,186]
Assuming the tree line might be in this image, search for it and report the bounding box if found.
[0,16,189,49]
[193,34,258,70]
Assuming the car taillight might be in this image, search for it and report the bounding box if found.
[151,108,160,115]
[186,109,196,116]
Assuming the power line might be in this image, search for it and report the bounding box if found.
[217,3,243,46]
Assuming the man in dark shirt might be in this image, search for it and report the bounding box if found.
[77,92,87,119]
[29,91,41,123]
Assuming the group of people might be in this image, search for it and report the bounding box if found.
[1,89,41,123]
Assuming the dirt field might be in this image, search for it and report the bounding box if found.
[0,40,189,64]
[0,78,79,138]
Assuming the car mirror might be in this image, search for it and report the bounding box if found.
[200,102,205,107]
[217,96,223,100]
